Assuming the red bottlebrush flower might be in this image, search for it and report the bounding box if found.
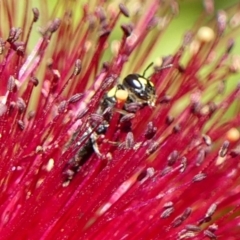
[1,0,240,239]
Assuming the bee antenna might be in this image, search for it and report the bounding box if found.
[142,62,154,77]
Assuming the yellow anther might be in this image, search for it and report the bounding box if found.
[226,128,240,142]
[197,26,215,43]
[115,89,129,102]
[154,57,163,67]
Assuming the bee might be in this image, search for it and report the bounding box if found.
[62,63,167,186]
[104,73,156,108]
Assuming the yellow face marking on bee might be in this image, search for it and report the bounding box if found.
[149,80,154,87]
[138,77,147,86]
[107,86,118,98]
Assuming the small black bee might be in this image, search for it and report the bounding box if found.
[62,64,159,186]
[104,73,156,107]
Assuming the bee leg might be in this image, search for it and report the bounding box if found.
[90,132,102,157]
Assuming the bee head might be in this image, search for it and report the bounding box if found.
[122,74,156,107]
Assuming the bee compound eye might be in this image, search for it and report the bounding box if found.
[123,74,143,90]
[130,79,142,89]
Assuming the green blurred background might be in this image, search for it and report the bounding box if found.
[158,0,240,56]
